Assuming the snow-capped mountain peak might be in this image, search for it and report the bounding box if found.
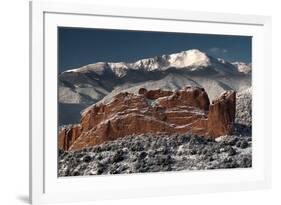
[168,49,211,68]
[62,49,249,77]
[232,62,252,74]
[58,49,252,125]
[131,49,211,71]
[64,62,109,75]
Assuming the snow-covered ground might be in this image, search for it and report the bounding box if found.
[58,134,251,176]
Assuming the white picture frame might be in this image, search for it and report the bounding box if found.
[30,1,272,204]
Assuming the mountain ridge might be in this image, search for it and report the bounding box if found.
[58,49,251,125]
[62,49,251,77]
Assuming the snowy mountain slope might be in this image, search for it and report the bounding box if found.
[62,49,242,77]
[58,49,251,125]
[236,87,252,125]
[232,62,252,74]
[97,74,251,106]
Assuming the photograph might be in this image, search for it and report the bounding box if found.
[57,27,252,177]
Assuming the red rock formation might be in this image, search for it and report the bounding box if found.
[207,91,236,137]
[156,87,210,111]
[58,124,81,150]
[58,87,236,151]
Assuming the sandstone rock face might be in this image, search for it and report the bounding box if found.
[58,87,236,151]
[58,124,81,150]
[208,91,236,137]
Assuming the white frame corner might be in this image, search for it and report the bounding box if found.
[30,1,272,204]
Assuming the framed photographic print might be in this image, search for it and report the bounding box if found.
[30,1,272,204]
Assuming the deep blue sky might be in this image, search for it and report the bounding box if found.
[58,27,252,73]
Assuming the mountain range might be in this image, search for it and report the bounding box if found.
[59,49,251,125]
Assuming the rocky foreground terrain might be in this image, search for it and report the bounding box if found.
[58,134,251,176]
[58,87,251,176]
